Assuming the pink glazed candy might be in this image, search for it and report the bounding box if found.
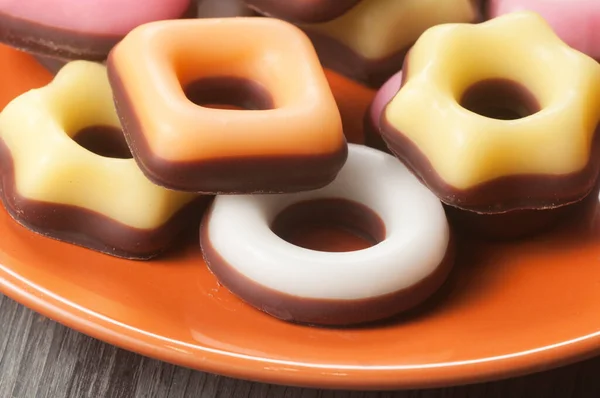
[363,70,403,153]
[488,0,600,60]
[0,0,195,61]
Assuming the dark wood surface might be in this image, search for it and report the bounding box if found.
[2,294,600,398]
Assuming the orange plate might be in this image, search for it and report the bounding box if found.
[2,45,600,391]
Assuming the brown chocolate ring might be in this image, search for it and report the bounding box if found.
[243,0,362,23]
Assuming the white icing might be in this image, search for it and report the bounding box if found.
[205,144,451,300]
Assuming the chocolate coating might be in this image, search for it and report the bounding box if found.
[363,101,392,153]
[0,138,209,260]
[271,198,386,251]
[34,56,106,76]
[445,178,600,241]
[460,78,541,120]
[201,199,455,326]
[244,0,362,23]
[108,65,348,194]
[73,125,133,159]
[184,77,273,110]
[34,55,68,75]
[0,2,197,61]
[381,78,600,213]
[446,168,600,241]
[363,63,408,152]
[303,28,412,88]
[302,6,480,88]
[446,204,570,241]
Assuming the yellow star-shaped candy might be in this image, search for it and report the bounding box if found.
[382,11,600,212]
[301,0,477,86]
[303,0,477,61]
[0,61,198,258]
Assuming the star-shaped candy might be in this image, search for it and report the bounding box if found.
[381,12,600,213]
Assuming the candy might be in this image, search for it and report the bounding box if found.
[0,61,206,259]
[364,70,403,152]
[299,0,479,87]
[201,144,453,326]
[243,0,361,23]
[197,0,255,18]
[0,0,195,61]
[380,12,600,214]
[488,0,600,60]
[107,18,347,194]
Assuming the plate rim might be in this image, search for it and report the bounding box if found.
[2,45,600,391]
[3,263,600,390]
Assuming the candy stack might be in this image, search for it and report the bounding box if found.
[0,1,599,326]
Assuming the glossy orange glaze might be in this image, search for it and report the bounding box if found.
[108,18,345,161]
[2,45,600,390]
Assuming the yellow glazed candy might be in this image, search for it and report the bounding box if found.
[304,0,477,60]
[381,11,600,213]
[0,61,201,259]
[300,0,478,86]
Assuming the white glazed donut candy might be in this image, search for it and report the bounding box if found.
[200,144,454,326]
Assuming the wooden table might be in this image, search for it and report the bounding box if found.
[2,294,600,398]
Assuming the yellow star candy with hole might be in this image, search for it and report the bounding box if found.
[0,61,199,258]
[381,11,600,212]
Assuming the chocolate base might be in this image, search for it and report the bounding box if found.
[184,77,273,111]
[33,55,68,75]
[200,200,455,326]
[73,125,133,159]
[244,0,362,23]
[381,74,600,213]
[0,2,197,61]
[383,120,600,213]
[446,205,569,241]
[303,29,411,88]
[0,138,210,260]
[107,63,348,194]
[460,78,541,120]
[271,198,386,251]
[444,78,574,239]
[363,101,392,153]
[302,10,480,88]
[196,0,258,18]
[447,175,600,241]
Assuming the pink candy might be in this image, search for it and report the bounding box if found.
[0,0,192,35]
[488,0,600,59]
[0,0,194,61]
[364,70,403,152]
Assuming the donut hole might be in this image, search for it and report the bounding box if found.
[72,125,133,159]
[184,77,273,110]
[459,78,540,120]
[271,198,386,252]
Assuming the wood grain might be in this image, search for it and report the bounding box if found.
[1,294,600,398]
